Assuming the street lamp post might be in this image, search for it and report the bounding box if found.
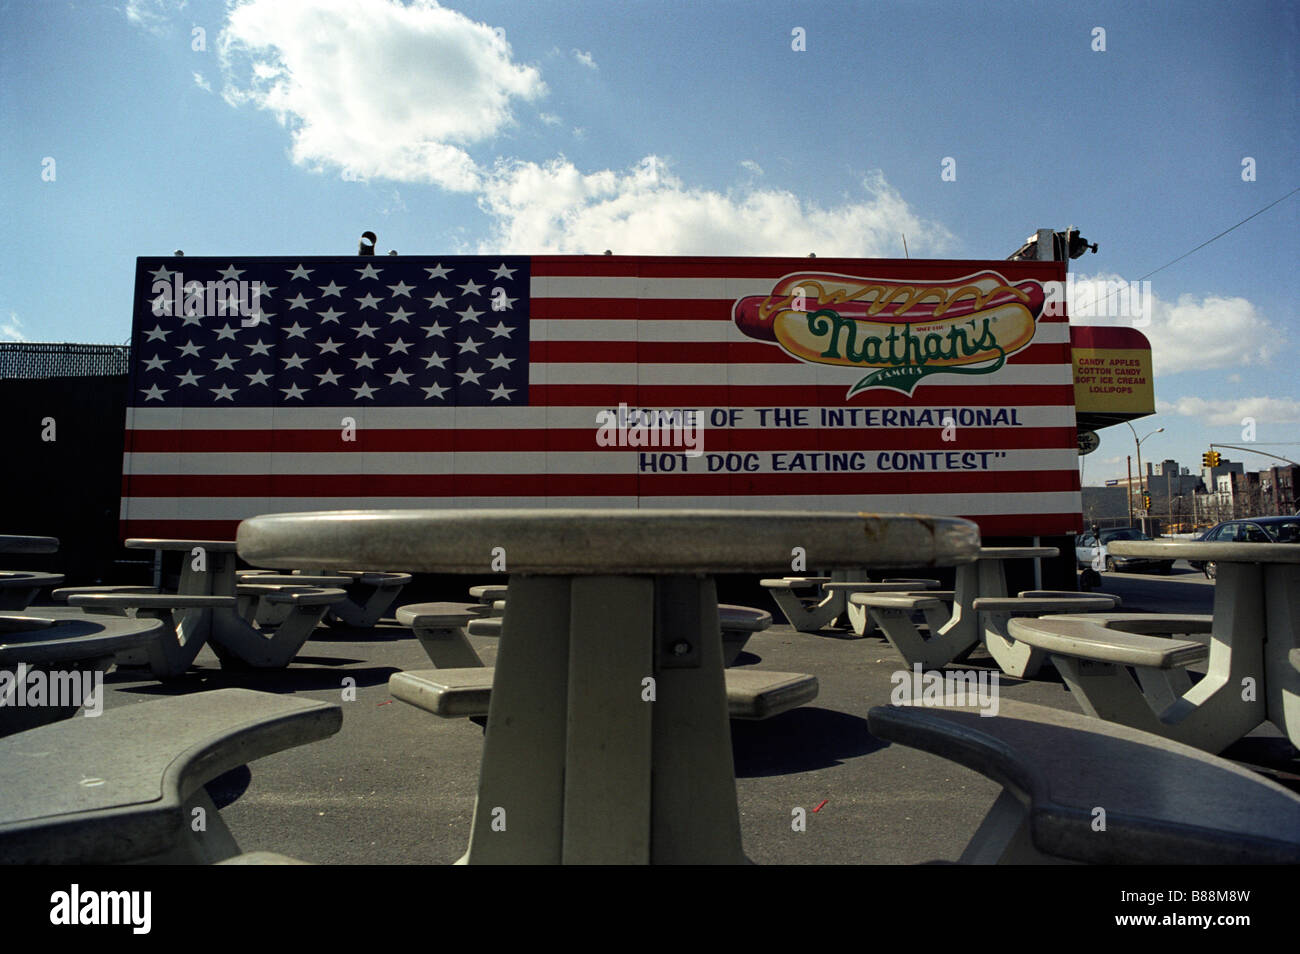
[1125,421,1164,521]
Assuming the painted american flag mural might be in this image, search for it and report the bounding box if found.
[121,255,1081,539]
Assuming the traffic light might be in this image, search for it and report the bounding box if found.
[1202,451,1222,468]
[1142,492,1152,510]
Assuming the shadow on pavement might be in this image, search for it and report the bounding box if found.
[731,707,881,778]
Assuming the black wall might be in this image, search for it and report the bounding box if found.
[0,375,144,584]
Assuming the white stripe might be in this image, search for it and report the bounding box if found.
[121,490,1084,522]
[123,448,1079,476]
[125,404,1081,429]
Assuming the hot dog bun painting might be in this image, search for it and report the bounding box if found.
[733,270,1047,397]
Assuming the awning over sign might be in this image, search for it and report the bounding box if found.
[1070,325,1155,434]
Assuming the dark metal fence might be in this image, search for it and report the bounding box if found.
[0,342,131,379]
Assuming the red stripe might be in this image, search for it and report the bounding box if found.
[124,426,1077,454]
[531,383,1076,406]
[122,469,1079,498]
[121,511,1085,545]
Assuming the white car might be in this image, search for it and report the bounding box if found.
[1074,527,1175,574]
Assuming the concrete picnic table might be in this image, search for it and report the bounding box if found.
[1066,538,1299,749]
[108,538,344,671]
[851,546,1112,674]
[237,507,981,864]
[124,538,240,648]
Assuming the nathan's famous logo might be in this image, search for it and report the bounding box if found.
[733,270,1047,396]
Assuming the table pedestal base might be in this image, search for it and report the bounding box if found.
[461,575,746,864]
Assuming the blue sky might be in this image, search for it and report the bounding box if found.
[2,0,1296,485]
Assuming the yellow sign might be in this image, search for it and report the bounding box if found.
[1071,327,1154,415]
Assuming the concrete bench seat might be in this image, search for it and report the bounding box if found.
[1006,613,1262,753]
[1041,612,1211,635]
[53,585,161,606]
[397,601,490,667]
[970,594,1120,678]
[0,614,166,736]
[0,688,342,864]
[1006,618,1209,669]
[468,585,510,617]
[724,669,819,719]
[0,572,66,611]
[0,614,164,667]
[466,617,503,638]
[216,851,312,865]
[238,571,353,585]
[718,604,771,664]
[390,667,496,718]
[391,666,818,722]
[397,597,801,722]
[867,700,1300,864]
[68,593,236,678]
[416,608,764,670]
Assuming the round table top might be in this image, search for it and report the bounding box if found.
[237,509,982,575]
[1109,540,1300,564]
[976,546,1059,560]
[0,535,59,555]
[125,538,238,552]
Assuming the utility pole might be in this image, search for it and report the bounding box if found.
[1126,455,1134,524]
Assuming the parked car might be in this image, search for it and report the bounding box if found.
[1074,527,1175,574]
[1190,516,1300,579]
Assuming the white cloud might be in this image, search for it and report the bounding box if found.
[538,112,561,126]
[1160,395,1300,428]
[211,0,950,258]
[572,49,597,70]
[473,157,952,256]
[125,0,187,34]
[739,159,763,176]
[1067,272,1276,376]
[192,71,212,92]
[380,190,408,216]
[1,312,28,341]
[217,0,544,190]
